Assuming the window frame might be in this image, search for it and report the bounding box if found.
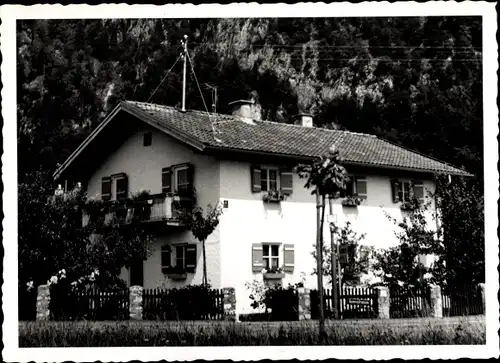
[175,245,186,269]
[260,166,280,192]
[398,180,413,203]
[262,243,281,269]
[174,165,190,195]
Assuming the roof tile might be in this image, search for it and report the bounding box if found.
[125,100,471,176]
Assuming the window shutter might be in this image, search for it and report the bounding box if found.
[252,243,264,272]
[185,244,197,272]
[413,180,424,204]
[116,174,128,200]
[283,244,295,272]
[280,168,293,195]
[355,176,367,200]
[101,177,111,201]
[251,166,261,193]
[187,163,195,197]
[162,167,172,194]
[390,179,400,203]
[161,245,172,274]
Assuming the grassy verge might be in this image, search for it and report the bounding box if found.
[19,317,486,347]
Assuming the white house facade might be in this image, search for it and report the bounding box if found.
[53,99,471,315]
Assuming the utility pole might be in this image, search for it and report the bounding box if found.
[328,197,339,319]
[316,191,325,337]
[181,35,188,112]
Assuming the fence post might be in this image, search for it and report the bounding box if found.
[36,284,51,321]
[478,283,486,314]
[223,287,237,321]
[297,287,311,320]
[129,285,143,320]
[429,284,443,318]
[375,286,390,319]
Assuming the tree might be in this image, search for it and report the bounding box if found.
[18,172,156,292]
[296,145,350,330]
[312,221,369,286]
[431,175,484,287]
[180,202,223,286]
[372,175,485,289]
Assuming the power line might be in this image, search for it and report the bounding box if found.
[188,41,482,50]
[146,55,182,103]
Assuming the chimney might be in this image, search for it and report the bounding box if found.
[229,99,255,119]
[292,113,314,128]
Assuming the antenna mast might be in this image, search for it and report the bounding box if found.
[181,35,188,112]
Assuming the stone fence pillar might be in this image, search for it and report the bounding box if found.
[478,283,486,313]
[129,285,143,320]
[36,284,51,321]
[375,286,390,319]
[223,287,237,321]
[429,284,443,318]
[297,287,311,320]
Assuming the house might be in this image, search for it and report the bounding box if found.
[53,99,471,315]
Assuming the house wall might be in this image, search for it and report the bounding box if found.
[87,124,221,289]
[218,159,437,315]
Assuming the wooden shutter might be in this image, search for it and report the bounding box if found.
[283,244,295,272]
[116,174,128,200]
[162,167,172,194]
[101,177,111,201]
[185,244,197,272]
[252,243,264,272]
[251,166,261,193]
[161,245,172,274]
[280,168,293,195]
[390,179,400,203]
[413,180,424,204]
[355,176,367,200]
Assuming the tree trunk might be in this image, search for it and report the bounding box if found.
[316,192,325,338]
[202,239,208,286]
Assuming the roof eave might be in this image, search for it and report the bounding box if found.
[204,145,472,176]
[53,101,205,181]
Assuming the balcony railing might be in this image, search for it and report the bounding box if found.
[84,193,192,227]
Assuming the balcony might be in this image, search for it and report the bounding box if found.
[84,193,193,228]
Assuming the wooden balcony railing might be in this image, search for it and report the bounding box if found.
[83,193,192,227]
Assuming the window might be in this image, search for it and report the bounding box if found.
[175,245,185,269]
[398,181,412,202]
[391,179,424,204]
[143,132,152,147]
[162,163,194,196]
[115,174,128,200]
[176,167,190,195]
[162,244,197,274]
[263,244,280,269]
[340,175,367,199]
[260,167,279,192]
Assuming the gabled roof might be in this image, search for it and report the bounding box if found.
[53,100,472,180]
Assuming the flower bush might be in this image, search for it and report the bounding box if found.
[262,190,285,203]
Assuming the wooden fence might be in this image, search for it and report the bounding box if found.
[311,286,378,319]
[50,285,129,321]
[389,285,431,318]
[442,285,484,317]
[142,287,224,320]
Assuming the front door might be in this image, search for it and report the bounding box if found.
[130,258,144,287]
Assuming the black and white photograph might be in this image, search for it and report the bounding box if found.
[1,2,498,361]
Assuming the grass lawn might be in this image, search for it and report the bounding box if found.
[19,315,485,346]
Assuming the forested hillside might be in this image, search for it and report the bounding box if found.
[17,17,483,184]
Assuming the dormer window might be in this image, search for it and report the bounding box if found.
[143,132,152,147]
